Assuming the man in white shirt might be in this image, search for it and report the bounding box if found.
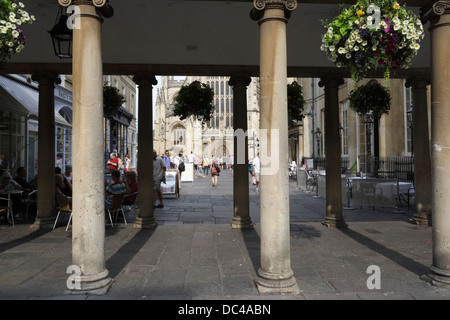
[173,153,183,190]
[188,151,195,164]
[252,152,260,192]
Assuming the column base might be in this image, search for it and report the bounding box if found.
[255,268,300,295]
[231,216,253,229]
[29,216,56,230]
[133,217,157,229]
[421,266,450,289]
[409,213,432,227]
[66,269,113,295]
[322,216,348,229]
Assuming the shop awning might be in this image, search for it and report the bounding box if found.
[0,83,29,116]
[0,75,71,128]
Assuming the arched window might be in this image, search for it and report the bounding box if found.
[58,106,73,124]
[173,125,186,146]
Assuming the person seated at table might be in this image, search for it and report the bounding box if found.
[0,171,22,219]
[14,166,34,198]
[105,169,126,209]
[63,165,72,183]
[0,171,22,192]
[123,170,137,206]
[55,173,72,198]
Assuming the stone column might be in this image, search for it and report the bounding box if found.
[229,76,252,229]
[319,76,347,229]
[30,73,60,229]
[63,0,112,295]
[250,0,300,294]
[133,75,158,229]
[405,78,432,226]
[422,1,450,288]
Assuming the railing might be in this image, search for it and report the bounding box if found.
[371,156,414,183]
[309,156,414,183]
[296,170,415,210]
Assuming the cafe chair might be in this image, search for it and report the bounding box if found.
[53,195,72,231]
[123,191,138,212]
[0,196,13,226]
[24,189,38,221]
[107,193,125,225]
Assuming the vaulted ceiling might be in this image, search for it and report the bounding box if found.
[0,0,434,78]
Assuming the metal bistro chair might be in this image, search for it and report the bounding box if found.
[123,191,138,212]
[0,196,13,226]
[53,195,72,231]
[305,170,317,191]
[107,193,125,225]
[24,189,37,221]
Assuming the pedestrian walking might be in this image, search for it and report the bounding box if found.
[210,159,220,187]
[252,152,260,192]
[153,149,166,208]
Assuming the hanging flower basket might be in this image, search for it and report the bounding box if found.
[287,81,305,126]
[348,80,391,118]
[0,0,35,63]
[320,0,424,82]
[103,84,126,119]
[173,80,215,123]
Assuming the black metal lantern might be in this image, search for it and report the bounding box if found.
[48,7,72,59]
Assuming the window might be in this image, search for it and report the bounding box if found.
[342,101,349,156]
[173,126,186,146]
[56,126,72,169]
[0,110,26,174]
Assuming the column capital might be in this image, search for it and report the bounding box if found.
[250,0,297,22]
[31,73,61,86]
[318,76,344,89]
[422,1,450,24]
[58,0,107,7]
[58,0,114,19]
[133,75,158,87]
[228,75,251,88]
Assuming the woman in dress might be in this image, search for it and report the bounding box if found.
[210,159,220,187]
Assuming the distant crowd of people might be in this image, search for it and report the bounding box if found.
[0,148,262,225]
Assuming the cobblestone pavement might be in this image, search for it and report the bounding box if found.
[0,169,449,300]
